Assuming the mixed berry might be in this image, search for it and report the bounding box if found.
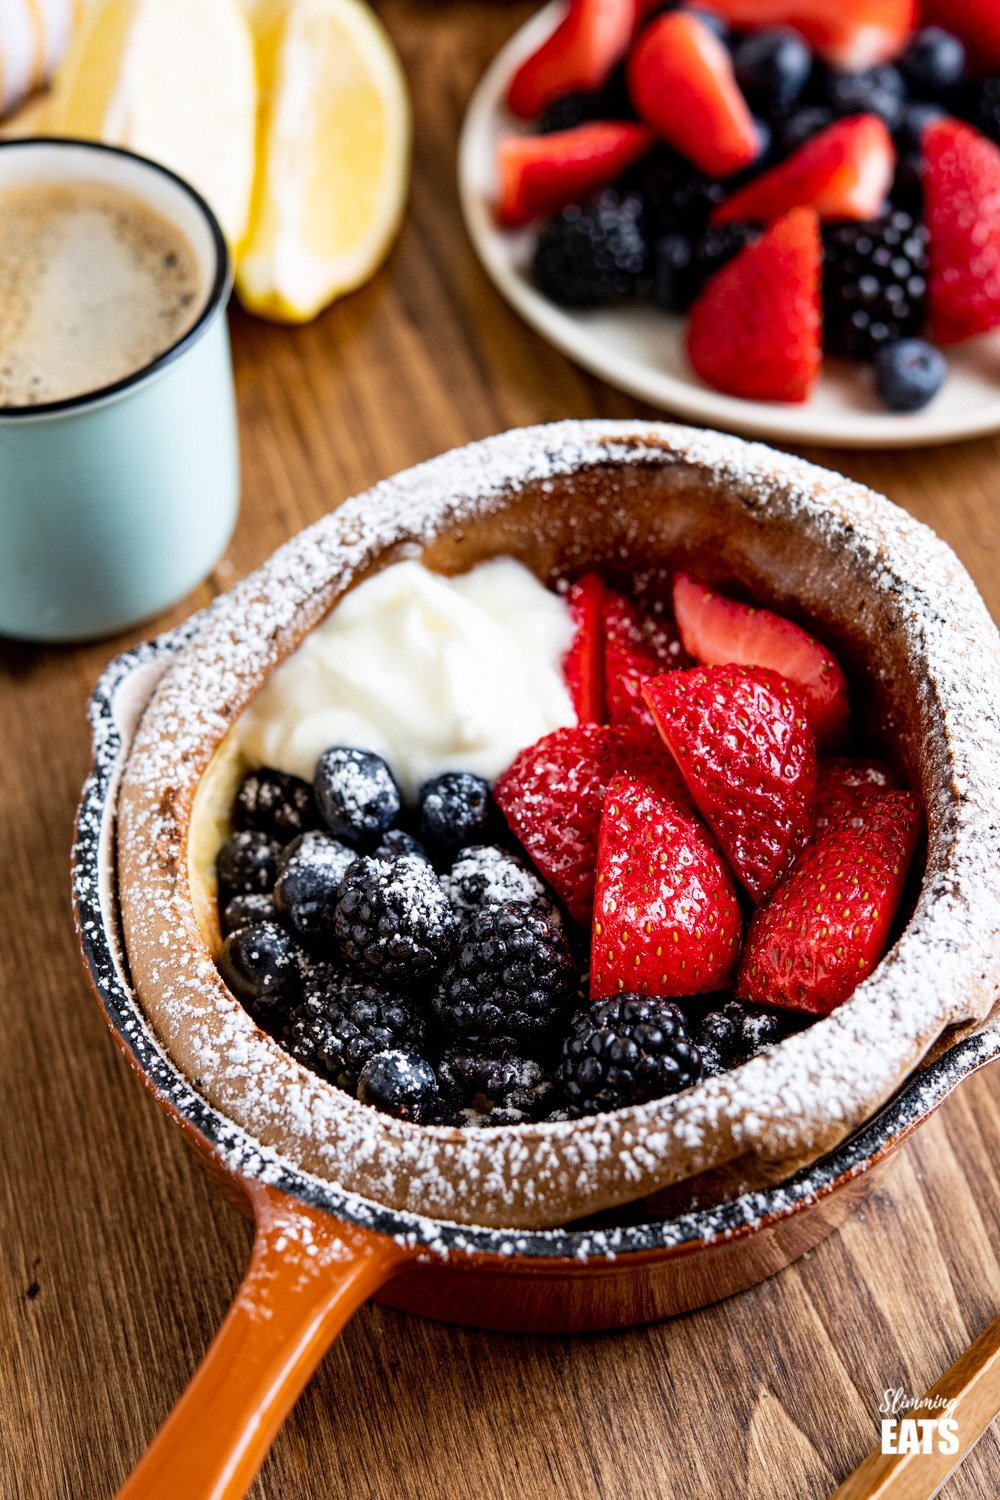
[496,0,1000,409]
[213,562,923,1131]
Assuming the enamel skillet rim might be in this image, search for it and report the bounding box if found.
[73,600,1000,1266]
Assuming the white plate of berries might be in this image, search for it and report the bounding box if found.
[459,0,1000,447]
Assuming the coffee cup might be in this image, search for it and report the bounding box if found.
[0,138,238,642]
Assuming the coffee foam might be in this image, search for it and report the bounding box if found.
[0,179,202,407]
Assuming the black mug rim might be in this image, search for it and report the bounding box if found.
[0,136,232,420]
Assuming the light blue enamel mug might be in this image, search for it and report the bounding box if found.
[0,138,239,642]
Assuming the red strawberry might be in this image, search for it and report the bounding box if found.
[922,119,1000,346]
[672,572,849,748]
[493,724,672,923]
[923,2,1000,73]
[738,790,922,1014]
[703,1,915,69]
[712,116,894,226]
[686,207,821,404]
[627,12,761,178]
[564,573,606,723]
[591,771,742,1000]
[815,756,898,832]
[497,121,654,227]
[604,588,685,732]
[507,0,636,120]
[643,665,818,901]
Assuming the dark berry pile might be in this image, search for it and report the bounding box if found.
[515,12,983,413]
[214,745,800,1128]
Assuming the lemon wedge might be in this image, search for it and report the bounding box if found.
[236,0,411,323]
[44,0,256,248]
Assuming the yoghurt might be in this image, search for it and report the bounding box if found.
[235,557,577,800]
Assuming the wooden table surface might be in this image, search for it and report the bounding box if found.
[3,4,1000,1496]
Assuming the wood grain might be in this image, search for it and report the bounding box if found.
[1,4,1000,1496]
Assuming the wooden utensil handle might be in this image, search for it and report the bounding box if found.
[832,1311,1000,1500]
[115,1182,404,1500]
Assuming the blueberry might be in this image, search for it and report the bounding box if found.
[824,65,907,131]
[220,891,275,936]
[374,828,430,863]
[750,117,773,166]
[234,767,318,842]
[417,772,495,856]
[273,830,355,941]
[217,920,302,1017]
[650,231,697,311]
[900,27,966,100]
[734,28,813,116]
[686,8,729,46]
[778,104,833,156]
[216,829,281,900]
[873,339,947,412]
[357,1049,440,1124]
[313,746,401,848]
[896,100,946,157]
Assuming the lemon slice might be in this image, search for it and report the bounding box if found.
[236,0,411,323]
[44,0,256,248]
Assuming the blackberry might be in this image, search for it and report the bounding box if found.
[533,190,648,307]
[822,65,907,131]
[220,891,275,936]
[822,211,928,361]
[627,149,726,239]
[778,105,833,157]
[438,1051,557,1125]
[693,220,759,285]
[314,746,401,848]
[357,1050,440,1125]
[535,74,633,134]
[431,901,577,1053]
[445,844,557,921]
[963,75,1000,147]
[216,829,281,901]
[557,997,701,1113]
[691,999,790,1077]
[417,771,495,856]
[284,964,427,1092]
[273,831,355,942]
[333,853,458,983]
[650,232,697,312]
[234,767,318,842]
[217,920,302,1021]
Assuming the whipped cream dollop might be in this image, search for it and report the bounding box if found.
[235,557,577,800]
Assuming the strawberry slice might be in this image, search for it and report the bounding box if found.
[704,2,915,69]
[497,121,654,227]
[564,573,606,723]
[590,770,742,1000]
[686,207,821,404]
[604,588,685,732]
[672,572,849,748]
[922,119,1000,346]
[493,724,672,923]
[507,0,637,120]
[815,756,898,832]
[712,116,895,226]
[643,665,818,902]
[923,2,1000,73]
[627,12,761,178]
[738,789,922,1014]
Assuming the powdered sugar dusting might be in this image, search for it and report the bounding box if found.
[108,421,1000,1232]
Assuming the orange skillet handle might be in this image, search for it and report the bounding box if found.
[116,1181,406,1500]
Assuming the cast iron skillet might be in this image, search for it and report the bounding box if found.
[72,620,1000,1500]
